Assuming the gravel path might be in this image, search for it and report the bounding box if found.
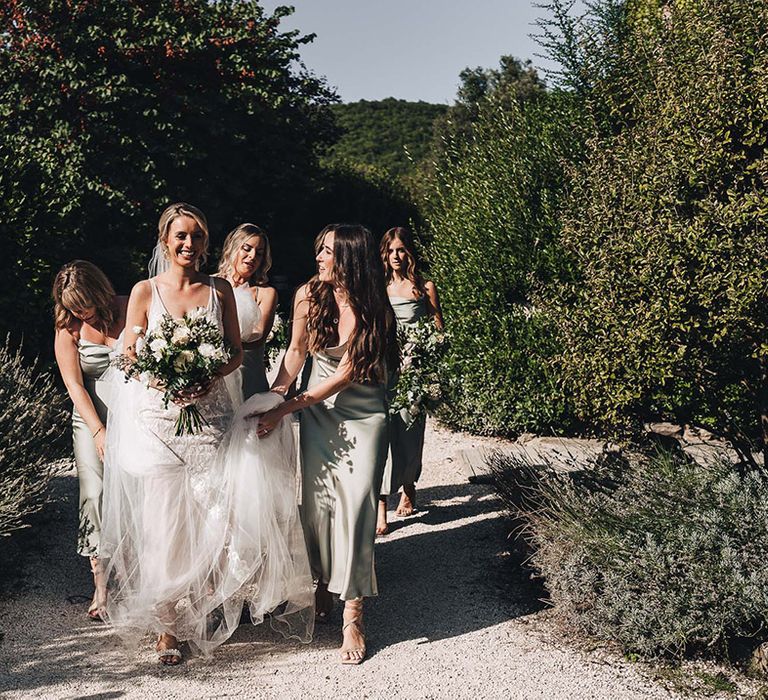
[0,420,680,700]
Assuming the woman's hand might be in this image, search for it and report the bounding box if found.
[174,375,218,404]
[252,406,284,439]
[94,428,106,461]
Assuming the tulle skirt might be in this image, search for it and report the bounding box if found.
[100,375,314,656]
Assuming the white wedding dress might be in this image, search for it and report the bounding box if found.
[99,278,313,656]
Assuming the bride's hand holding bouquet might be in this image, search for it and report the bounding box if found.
[115,307,231,435]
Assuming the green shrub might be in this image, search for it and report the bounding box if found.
[493,449,768,659]
[0,339,69,536]
[543,0,768,455]
[423,89,583,435]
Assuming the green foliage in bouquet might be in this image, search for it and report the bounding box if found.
[492,448,768,660]
[0,338,69,536]
[389,319,449,419]
[116,309,230,435]
[264,311,288,372]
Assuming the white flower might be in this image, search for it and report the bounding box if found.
[198,342,217,358]
[132,325,145,335]
[213,347,228,362]
[173,350,195,372]
[149,338,168,359]
[187,306,207,321]
[171,325,191,346]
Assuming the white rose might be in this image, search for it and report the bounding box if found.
[149,338,168,359]
[198,343,216,358]
[173,350,195,372]
[171,325,191,346]
[132,325,145,335]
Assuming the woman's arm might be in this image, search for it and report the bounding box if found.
[425,280,444,329]
[246,286,277,349]
[254,352,354,435]
[270,285,310,396]
[54,328,106,458]
[123,281,152,360]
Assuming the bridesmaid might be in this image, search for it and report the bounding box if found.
[217,223,277,402]
[52,260,127,620]
[376,227,443,536]
[255,224,397,665]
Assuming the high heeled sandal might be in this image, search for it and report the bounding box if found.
[156,648,182,665]
[340,601,366,665]
[87,560,106,622]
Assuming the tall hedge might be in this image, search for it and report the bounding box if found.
[424,90,583,435]
[548,0,768,457]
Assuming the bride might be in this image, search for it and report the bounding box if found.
[100,203,314,664]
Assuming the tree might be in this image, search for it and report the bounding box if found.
[0,0,337,353]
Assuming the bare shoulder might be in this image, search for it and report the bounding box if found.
[424,279,438,293]
[255,284,276,298]
[130,280,152,303]
[294,283,310,303]
[211,275,232,294]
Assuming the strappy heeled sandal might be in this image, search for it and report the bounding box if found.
[87,559,106,622]
[156,648,182,665]
[340,599,366,665]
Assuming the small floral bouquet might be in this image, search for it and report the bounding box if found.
[264,311,288,371]
[114,308,231,435]
[389,318,449,420]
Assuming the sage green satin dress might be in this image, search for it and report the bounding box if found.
[299,344,388,600]
[380,296,430,496]
[72,339,112,557]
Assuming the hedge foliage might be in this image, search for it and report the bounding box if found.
[549,0,768,456]
[425,0,768,453]
[423,89,583,435]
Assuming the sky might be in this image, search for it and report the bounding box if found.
[259,1,586,104]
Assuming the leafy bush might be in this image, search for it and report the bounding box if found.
[0,339,69,536]
[543,0,768,456]
[423,89,583,435]
[492,449,768,660]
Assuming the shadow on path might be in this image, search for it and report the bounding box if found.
[0,468,544,694]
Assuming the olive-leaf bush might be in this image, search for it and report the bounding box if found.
[491,449,768,659]
[0,339,69,536]
[546,0,768,456]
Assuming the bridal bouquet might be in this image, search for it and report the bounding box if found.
[389,318,449,420]
[115,308,231,435]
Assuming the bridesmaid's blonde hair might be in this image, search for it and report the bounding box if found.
[157,202,210,268]
[52,260,115,331]
[217,223,272,284]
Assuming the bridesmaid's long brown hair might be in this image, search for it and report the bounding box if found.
[380,226,427,297]
[307,224,397,384]
[52,260,115,332]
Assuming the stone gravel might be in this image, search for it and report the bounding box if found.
[0,419,683,699]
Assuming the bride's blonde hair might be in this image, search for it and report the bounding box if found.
[52,260,115,331]
[156,202,210,269]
